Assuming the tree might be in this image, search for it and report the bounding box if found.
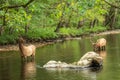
[104,0,120,29]
[0,0,34,35]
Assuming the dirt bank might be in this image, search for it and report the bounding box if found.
[0,41,54,52]
[91,29,120,36]
[0,29,120,52]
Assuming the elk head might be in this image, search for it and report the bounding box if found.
[18,37,26,43]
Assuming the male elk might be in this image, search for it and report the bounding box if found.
[90,38,106,51]
[18,37,36,60]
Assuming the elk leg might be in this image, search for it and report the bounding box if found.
[101,46,103,50]
[101,46,105,50]
[102,46,104,50]
[98,47,101,51]
[22,56,28,62]
[103,46,105,50]
[31,54,35,60]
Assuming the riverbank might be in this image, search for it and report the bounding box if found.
[0,29,120,51]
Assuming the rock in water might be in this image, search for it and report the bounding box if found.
[43,51,103,70]
[43,60,69,68]
[77,51,103,67]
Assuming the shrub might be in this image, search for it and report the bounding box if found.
[83,26,107,34]
[0,33,18,45]
[59,27,80,37]
[25,27,58,40]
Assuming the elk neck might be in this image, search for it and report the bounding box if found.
[18,41,25,54]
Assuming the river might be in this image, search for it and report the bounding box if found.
[0,33,120,80]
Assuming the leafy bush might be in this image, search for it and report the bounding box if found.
[56,26,107,37]
[25,27,58,40]
[0,26,107,45]
[83,26,107,34]
[59,27,79,37]
[0,33,18,45]
[92,26,107,32]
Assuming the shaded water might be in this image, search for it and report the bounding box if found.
[0,34,120,80]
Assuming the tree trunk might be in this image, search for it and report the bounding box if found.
[54,3,65,32]
[0,9,8,35]
[77,20,84,29]
[89,19,98,28]
[109,7,117,29]
[25,23,29,33]
[104,6,117,29]
[0,26,4,35]
[54,21,62,32]
[66,12,72,28]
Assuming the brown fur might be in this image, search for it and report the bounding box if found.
[92,38,106,51]
[18,37,36,60]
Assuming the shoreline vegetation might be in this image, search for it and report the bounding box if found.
[0,29,120,52]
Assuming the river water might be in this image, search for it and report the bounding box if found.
[0,34,120,80]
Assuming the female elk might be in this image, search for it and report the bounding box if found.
[91,38,106,51]
[18,37,36,61]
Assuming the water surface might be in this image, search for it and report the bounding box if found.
[0,34,120,80]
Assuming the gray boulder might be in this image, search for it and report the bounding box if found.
[43,51,103,70]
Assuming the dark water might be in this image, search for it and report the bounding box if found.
[0,34,120,80]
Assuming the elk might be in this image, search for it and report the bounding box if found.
[18,37,36,60]
[96,51,107,60]
[90,38,106,51]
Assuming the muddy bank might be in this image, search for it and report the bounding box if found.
[0,42,54,51]
[0,29,120,51]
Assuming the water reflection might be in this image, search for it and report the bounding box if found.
[1,34,120,80]
[44,67,102,80]
[80,67,102,80]
[106,34,119,49]
[0,58,11,80]
[21,60,36,80]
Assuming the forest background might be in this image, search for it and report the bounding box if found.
[0,0,120,45]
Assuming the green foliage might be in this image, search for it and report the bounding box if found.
[58,26,107,37]
[59,27,79,37]
[83,26,107,34]
[0,33,18,45]
[0,0,120,45]
[115,11,120,29]
[25,27,58,40]
[0,0,34,35]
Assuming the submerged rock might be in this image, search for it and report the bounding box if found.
[43,51,103,70]
[77,51,103,67]
[43,60,69,68]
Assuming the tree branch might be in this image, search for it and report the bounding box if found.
[104,0,120,9]
[0,0,34,10]
[23,0,34,8]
